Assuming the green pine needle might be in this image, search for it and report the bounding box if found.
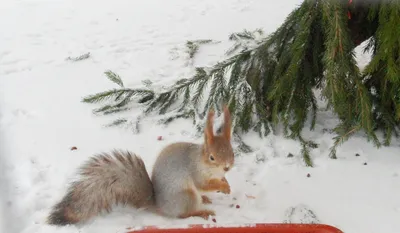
[105,118,128,127]
[105,70,124,87]
[186,39,216,59]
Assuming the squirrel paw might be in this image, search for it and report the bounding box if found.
[201,178,231,194]
[201,195,212,204]
[180,209,216,220]
[195,210,216,220]
[219,178,231,194]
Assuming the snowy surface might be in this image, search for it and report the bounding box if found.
[1,0,400,233]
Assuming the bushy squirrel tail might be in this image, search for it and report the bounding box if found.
[47,150,154,225]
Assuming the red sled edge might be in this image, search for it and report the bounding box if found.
[127,223,344,233]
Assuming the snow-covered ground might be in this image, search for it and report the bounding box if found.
[1,0,400,233]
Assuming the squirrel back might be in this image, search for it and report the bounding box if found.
[47,105,234,225]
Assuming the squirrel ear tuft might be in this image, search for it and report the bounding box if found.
[205,108,215,145]
[223,105,232,141]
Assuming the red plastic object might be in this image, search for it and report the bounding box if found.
[127,223,343,233]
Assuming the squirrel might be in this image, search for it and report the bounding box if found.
[47,106,234,225]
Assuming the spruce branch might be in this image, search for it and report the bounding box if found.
[226,29,265,56]
[361,1,400,146]
[129,115,142,134]
[66,52,90,61]
[329,125,360,159]
[142,79,153,88]
[81,0,400,165]
[233,133,253,154]
[158,109,196,125]
[103,116,142,134]
[82,88,153,104]
[103,107,131,115]
[105,118,128,127]
[186,39,216,59]
[301,142,313,167]
[105,70,124,87]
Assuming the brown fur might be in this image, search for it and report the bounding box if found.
[198,178,231,193]
[179,209,216,220]
[205,109,215,145]
[179,189,215,220]
[47,150,154,225]
[202,106,234,172]
[201,195,212,204]
[222,105,232,141]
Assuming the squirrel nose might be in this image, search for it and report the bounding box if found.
[224,167,229,172]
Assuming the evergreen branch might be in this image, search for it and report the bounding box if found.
[225,43,244,57]
[138,93,155,104]
[301,141,313,167]
[236,82,255,133]
[229,29,257,41]
[142,67,211,114]
[254,101,273,136]
[82,89,127,104]
[178,86,191,111]
[233,133,253,153]
[66,52,90,61]
[202,70,224,115]
[144,92,171,114]
[129,115,142,134]
[82,88,153,104]
[362,2,400,148]
[186,41,200,59]
[210,50,253,73]
[142,79,153,88]
[186,39,216,59]
[105,70,124,87]
[103,107,131,115]
[114,90,126,101]
[298,135,316,167]
[321,0,382,157]
[329,125,359,159]
[192,78,209,108]
[158,110,196,125]
[93,104,113,114]
[227,54,249,91]
[159,91,179,114]
[81,0,400,162]
[226,29,265,56]
[310,91,318,131]
[105,118,128,127]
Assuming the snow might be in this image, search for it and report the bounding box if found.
[0,0,399,233]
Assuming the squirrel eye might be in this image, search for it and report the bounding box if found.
[209,155,215,161]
